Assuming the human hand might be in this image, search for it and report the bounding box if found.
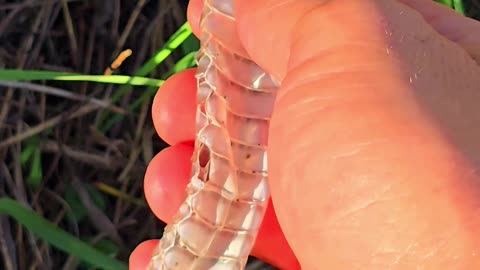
[130,0,480,269]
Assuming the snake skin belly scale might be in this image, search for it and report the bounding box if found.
[148,0,280,269]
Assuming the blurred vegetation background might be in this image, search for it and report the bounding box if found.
[0,0,478,269]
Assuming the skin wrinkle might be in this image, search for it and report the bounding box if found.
[387,242,418,269]
[369,210,468,268]
[330,140,386,160]
[426,15,467,42]
[372,245,405,269]
[271,69,390,136]
[285,1,406,76]
[431,227,466,261]
[325,160,411,228]
[288,38,393,69]
[277,68,411,122]
[279,38,416,107]
[235,0,324,80]
[278,98,411,151]
[278,114,408,224]
[428,196,480,266]
[284,125,468,266]
[333,197,392,223]
[270,102,393,176]
[317,224,411,269]
[288,24,387,75]
[419,227,475,268]
[256,0,297,14]
[279,55,395,102]
[274,69,436,207]
[274,103,480,266]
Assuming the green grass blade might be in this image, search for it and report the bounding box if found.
[136,22,193,77]
[27,147,43,188]
[434,0,465,15]
[97,22,193,132]
[100,50,198,132]
[452,0,465,14]
[108,22,193,105]
[161,51,197,79]
[180,33,200,55]
[435,0,454,7]
[20,136,38,165]
[0,69,164,87]
[0,198,127,270]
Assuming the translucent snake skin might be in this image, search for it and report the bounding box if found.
[148,0,280,269]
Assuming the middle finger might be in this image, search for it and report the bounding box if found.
[152,68,197,146]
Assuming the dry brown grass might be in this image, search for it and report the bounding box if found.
[0,0,188,269]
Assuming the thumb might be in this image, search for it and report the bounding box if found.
[235,0,480,269]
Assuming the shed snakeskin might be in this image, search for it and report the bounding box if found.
[148,0,280,269]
